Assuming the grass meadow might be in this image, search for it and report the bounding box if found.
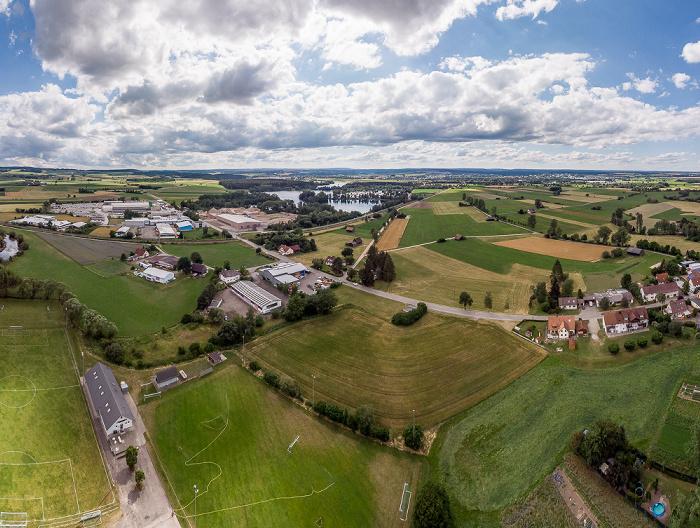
[245,287,545,430]
[162,241,271,269]
[0,300,114,526]
[143,366,428,528]
[649,385,700,473]
[430,346,700,527]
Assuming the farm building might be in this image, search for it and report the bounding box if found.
[128,248,149,261]
[640,282,681,303]
[219,269,241,284]
[147,255,179,269]
[85,362,133,436]
[346,226,355,233]
[527,209,536,214]
[602,307,649,336]
[156,223,177,239]
[558,297,578,310]
[154,366,179,391]
[192,263,208,275]
[208,351,225,366]
[593,289,634,307]
[116,226,131,237]
[259,262,309,286]
[627,247,645,256]
[346,237,363,247]
[666,299,691,320]
[230,280,282,314]
[143,267,175,284]
[579,293,596,307]
[217,214,264,231]
[546,316,576,341]
[278,244,300,255]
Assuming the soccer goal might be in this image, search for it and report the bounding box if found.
[81,510,102,527]
[0,512,27,528]
[398,483,411,521]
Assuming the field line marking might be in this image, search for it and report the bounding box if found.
[0,385,79,392]
[68,458,80,514]
[0,458,71,466]
[0,451,37,463]
[148,434,193,528]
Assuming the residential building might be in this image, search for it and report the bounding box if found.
[627,247,645,256]
[666,299,691,320]
[547,316,576,341]
[689,275,700,294]
[219,269,241,284]
[289,244,300,254]
[217,213,264,230]
[325,256,336,267]
[259,262,309,286]
[602,307,649,336]
[593,289,634,307]
[154,367,179,391]
[656,273,669,284]
[346,237,363,247]
[688,296,700,310]
[133,248,148,259]
[278,245,295,256]
[143,267,175,284]
[85,362,133,436]
[579,293,596,307]
[208,351,224,366]
[230,281,282,314]
[558,297,578,310]
[640,282,681,303]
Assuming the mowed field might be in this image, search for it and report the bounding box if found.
[375,218,409,251]
[32,231,142,264]
[144,366,427,528]
[493,236,613,261]
[246,288,545,429]
[378,245,585,313]
[0,300,114,527]
[163,241,271,269]
[431,345,700,527]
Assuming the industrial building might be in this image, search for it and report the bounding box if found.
[258,262,309,286]
[156,223,177,238]
[217,213,264,231]
[231,281,282,314]
[143,267,175,284]
[85,362,133,436]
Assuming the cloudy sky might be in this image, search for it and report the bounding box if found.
[2,0,700,170]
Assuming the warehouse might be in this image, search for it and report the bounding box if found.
[231,281,282,314]
[156,223,177,238]
[217,213,264,231]
[259,262,309,286]
[143,267,175,284]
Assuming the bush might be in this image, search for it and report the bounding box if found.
[177,345,187,356]
[651,331,664,344]
[181,313,193,324]
[637,336,648,348]
[611,248,624,258]
[623,339,636,351]
[403,423,424,451]
[602,251,611,259]
[249,360,261,371]
[608,342,620,354]
[105,342,125,363]
[413,481,454,528]
[263,371,280,388]
[540,301,551,313]
[370,425,390,442]
[437,238,446,243]
[313,401,327,415]
[391,302,428,326]
[684,320,696,328]
[279,375,301,399]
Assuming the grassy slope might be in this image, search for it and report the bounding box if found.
[0,300,112,523]
[10,231,204,337]
[431,346,700,527]
[245,287,544,430]
[143,366,428,528]
[162,241,271,268]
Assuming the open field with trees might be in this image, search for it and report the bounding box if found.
[430,346,700,527]
[245,287,545,430]
[162,241,271,269]
[0,300,114,527]
[143,366,427,528]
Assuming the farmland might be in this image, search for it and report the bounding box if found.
[32,231,142,264]
[162,241,271,269]
[0,300,115,527]
[493,236,615,261]
[375,218,409,251]
[245,287,545,430]
[143,366,428,528]
[430,344,700,527]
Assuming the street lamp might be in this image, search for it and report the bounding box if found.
[312,375,316,408]
[193,485,199,528]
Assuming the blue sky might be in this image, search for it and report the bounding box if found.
[1,0,700,170]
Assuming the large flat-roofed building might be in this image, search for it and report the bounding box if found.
[104,201,151,215]
[156,223,177,238]
[143,267,175,284]
[85,362,134,436]
[217,214,264,231]
[259,262,309,286]
[231,281,282,314]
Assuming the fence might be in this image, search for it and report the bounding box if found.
[613,487,665,527]
[650,460,698,484]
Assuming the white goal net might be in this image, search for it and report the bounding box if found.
[0,512,27,527]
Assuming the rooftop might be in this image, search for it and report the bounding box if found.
[85,362,133,429]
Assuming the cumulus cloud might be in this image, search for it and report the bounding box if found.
[0,0,10,16]
[672,72,691,89]
[621,73,657,94]
[496,0,559,21]
[682,41,700,63]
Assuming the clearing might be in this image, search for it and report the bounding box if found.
[143,366,427,528]
[493,236,613,261]
[0,300,115,527]
[376,219,409,251]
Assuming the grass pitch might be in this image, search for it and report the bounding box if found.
[0,300,114,526]
[143,366,427,528]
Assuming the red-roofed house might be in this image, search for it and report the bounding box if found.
[666,299,691,320]
[278,244,294,256]
[640,282,681,303]
[325,256,336,267]
[289,244,301,254]
[547,316,576,341]
[656,273,669,284]
[602,307,649,336]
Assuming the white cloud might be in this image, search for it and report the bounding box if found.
[495,0,559,21]
[622,73,657,94]
[672,72,691,89]
[0,0,10,16]
[682,41,700,63]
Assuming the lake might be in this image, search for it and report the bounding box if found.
[269,183,379,214]
[0,236,19,260]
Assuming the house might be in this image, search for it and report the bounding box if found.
[85,362,133,436]
[208,351,225,366]
[259,262,309,286]
[558,297,578,310]
[346,237,363,247]
[640,282,681,303]
[689,296,700,310]
[134,248,148,259]
[219,269,241,284]
[230,280,282,314]
[689,275,700,294]
[594,289,633,307]
[576,319,589,337]
[142,267,175,284]
[289,244,301,254]
[627,247,645,256]
[325,256,336,267]
[278,244,294,256]
[656,273,669,284]
[191,263,207,275]
[666,299,691,320]
[547,316,576,341]
[154,366,179,391]
[345,226,355,233]
[602,307,649,336]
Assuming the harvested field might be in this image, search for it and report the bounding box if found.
[32,231,142,264]
[430,201,484,220]
[626,202,675,227]
[404,201,431,209]
[472,192,503,200]
[89,226,113,238]
[670,200,700,217]
[558,192,611,203]
[376,218,409,251]
[526,212,597,229]
[518,199,566,209]
[494,236,610,261]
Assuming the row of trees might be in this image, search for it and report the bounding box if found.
[357,245,395,286]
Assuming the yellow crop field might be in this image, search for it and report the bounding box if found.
[626,202,675,227]
[376,218,409,250]
[494,236,612,261]
[430,201,485,221]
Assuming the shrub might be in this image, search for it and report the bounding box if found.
[403,423,424,451]
[611,248,624,258]
[623,339,636,351]
[608,342,620,354]
[651,331,664,344]
[637,336,648,348]
[105,342,124,363]
[313,401,327,415]
[391,302,428,326]
[188,342,202,356]
[437,238,446,243]
[279,375,301,399]
[684,320,696,328]
[602,251,611,259]
[263,371,280,388]
[181,313,193,324]
[370,425,390,442]
[249,360,261,371]
[177,346,187,356]
[413,481,454,528]
[540,301,551,313]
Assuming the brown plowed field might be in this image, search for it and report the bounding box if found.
[376,218,409,250]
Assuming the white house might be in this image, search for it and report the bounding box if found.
[602,307,649,336]
[85,362,133,436]
[219,269,241,284]
[557,297,578,310]
[143,267,175,284]
[641,282,681,303]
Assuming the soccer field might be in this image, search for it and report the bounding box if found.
[0,300,115,527]
[143,366,427,528]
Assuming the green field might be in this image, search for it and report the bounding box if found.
[10,231,205,337]
[162,241,272,268]
[649,387,700,473]
[430,346,700,527]
[246,287,544,430]
[143,366,427,528]
[0,300,114,527]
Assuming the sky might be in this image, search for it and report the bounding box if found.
[2,1,700,170]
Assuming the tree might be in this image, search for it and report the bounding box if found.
[239,265,249,277]
[105,342,124,363]
[656,292,666,306]
[577,288,584,299]
[599,296,610,310]
[580,419,627,467]
[459,292,473,309]
[413,481,455,528]
[223,260,231,270]
[355,405,374,436]
[311,258,324,270]
[621,273,632,290]
[608,342,620,354]
[637,336,648,348]
[134,469,146,491]
[191,251,203,264]
[636,212,644,233]
[331,257,343,275]
[624,339,636,351]
[208,307,225,325]
[383,253,396,283]
[527,214,537,230]
[561,278,574,297]
[597,225,612,245]
[534,198,542,209]
[176,256,191,274]
[359,264,375,287]
[484,291,492,309]
[611,227,630,247]
[549,259,565,304]
[341,247,353,258]
[125,446,138,470]
[284,294,306,322]
[120,253,126,261]
[533,282,548,304]
[547,219,561,239]
[403,423,424,451]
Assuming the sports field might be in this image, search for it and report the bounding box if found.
[0,300,115,527]
[375,219,409,251]
[493,236,613,261]
[431,344,700,527]
[246,288,545,429]
[143,366,427,528]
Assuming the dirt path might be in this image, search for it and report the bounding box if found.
[554,467,599,527]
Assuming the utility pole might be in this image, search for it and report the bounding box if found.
[312,375,316,408]
[412,409,415,444]
[194,485,198,528]
[242,335,245,367]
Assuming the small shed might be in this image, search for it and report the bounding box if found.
[154,366,179,391]
[627,247,644,256]
[345,226,355,233]
[208,351,225,366]
[192,263,207,275]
